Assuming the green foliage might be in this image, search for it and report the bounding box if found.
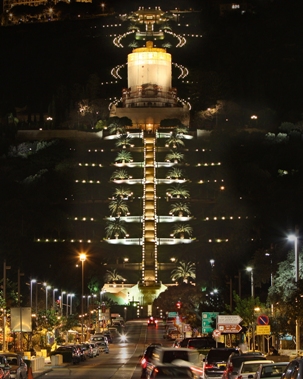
[171,261,196,283]
[167,184,190,198]
[115,150,133,163]
[104,269,125,283]
[110,169,129,180]
[164,150,184,163]
[172,223,193,238]
[169,202,191,216]
[232,292,265,327]
[108,198,129,217]
[105,219,127,239]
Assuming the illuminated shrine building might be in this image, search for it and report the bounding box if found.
[111,41,189,130]
[124,41,177,108]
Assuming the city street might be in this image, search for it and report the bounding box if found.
[39,320,169,379]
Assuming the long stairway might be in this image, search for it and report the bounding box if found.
[142,136,158,286]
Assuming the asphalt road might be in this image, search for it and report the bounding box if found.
[41,319,171,379]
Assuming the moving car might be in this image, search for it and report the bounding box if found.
[148,317,157,326]
[141,344,162,378]
[236,360,274,379]
[254,362,289,379]
[96,341,109,353]
[146,363,195,379]
[203,348,239,379]
[281,358,303,379]
[2,353,27,379]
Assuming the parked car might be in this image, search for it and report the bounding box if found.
[222,354,269,379]
[50,346,81,364]
[141,344,162,378]
[4,353,27,379]
[0,355,11,379]
[281,358,303,379]
[254,362,289,379]
[236,360,274,379]
[83,343,99,358]
[96,341,109,354]
[203,348,239,379]
[146,363,195,379]
[103,331,113,343]
[90,335,109,345]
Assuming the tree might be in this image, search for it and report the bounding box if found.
[115,135,133,148]
[171,261,196,283]
[104,269,126,283]
[112,187,133,199]
[167,184,190,198]
[108,198,129,217]
[105,219,127,239]
[107,117,126,135]
[169,202,191,217]
[165,135,185,149]
[165,150,184,163]
[115,150,133,164]
[166,168,184,179]
[110,169,130,181]
[172,224,193,239]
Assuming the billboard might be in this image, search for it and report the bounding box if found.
[10,307,32,332]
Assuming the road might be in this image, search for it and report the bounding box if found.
[41,319,172,379]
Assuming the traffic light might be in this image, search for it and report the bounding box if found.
[176,301,181,309]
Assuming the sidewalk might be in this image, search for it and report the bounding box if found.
[32,357,68,378]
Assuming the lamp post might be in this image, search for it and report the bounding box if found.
[288,234,300,352]
[80,253,86,342]
[18,269,24,351]
[69,294,75,315]
[30,279,36,309]
[44,283,51,313]
[53,288,58,309]
[60,291,66,316]
[246,267,254,298]
[101,3,105,13]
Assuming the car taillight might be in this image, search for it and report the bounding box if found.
[204,364,214,370]
[238,376,242,379]
[228,365,233,373]
[141,358,146,367]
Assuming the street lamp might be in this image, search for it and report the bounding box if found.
[60,291,66,316]
[30,279,37,309]
[80,253,87,342]
[44,284,51,313]
[288,234,300,352]
[53,288,58,309]
[246,267,254,298]
[69,294,75,315]
[101,3,105,13]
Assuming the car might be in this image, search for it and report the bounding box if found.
[222,354,269,379]
[2,353,27,379]
[146,347,202,375]
[148,317,157,326]
[90,335,109,345]
[281,358,303,379]
[254,362,289,379]
[236,360,274,379]
[141,344,162,378]
[50,346,81,364]
[96,341,109,353]
[103,331,113,343]
[177,338,224,350]
[203,348,239,379]
[146,363,195,379]
[0,355,11,379]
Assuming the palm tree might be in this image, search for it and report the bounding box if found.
[172,223,193,238]
[104,269,126,283]
[171,261,196,283]
[110,169,130,181]
[112,187,133,199]
[173,124,188,136]
[167,184,190,198]
[115,150,133,164]
[166,168,184,179]
[165,135,185,149]
[108,198,129,217]
[165,150,184,163]
[105,219,127,239]
[108,120,125,135]
[115,135,133,149]
[169,202,191,217]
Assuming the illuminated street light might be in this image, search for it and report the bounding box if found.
[30,279,37,309]
[44,283,51,312]
[288,234,300,353]
[80,253,87,342]
[246,267,254,298]
[53,288,58,309]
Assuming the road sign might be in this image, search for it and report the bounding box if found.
[217,315,243,325]
[257,315,269,325]
[202,312,219,334]
[168,312,178,318]
[256,325,271,335]
[212,329,221,338]
[218,324,242,333]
